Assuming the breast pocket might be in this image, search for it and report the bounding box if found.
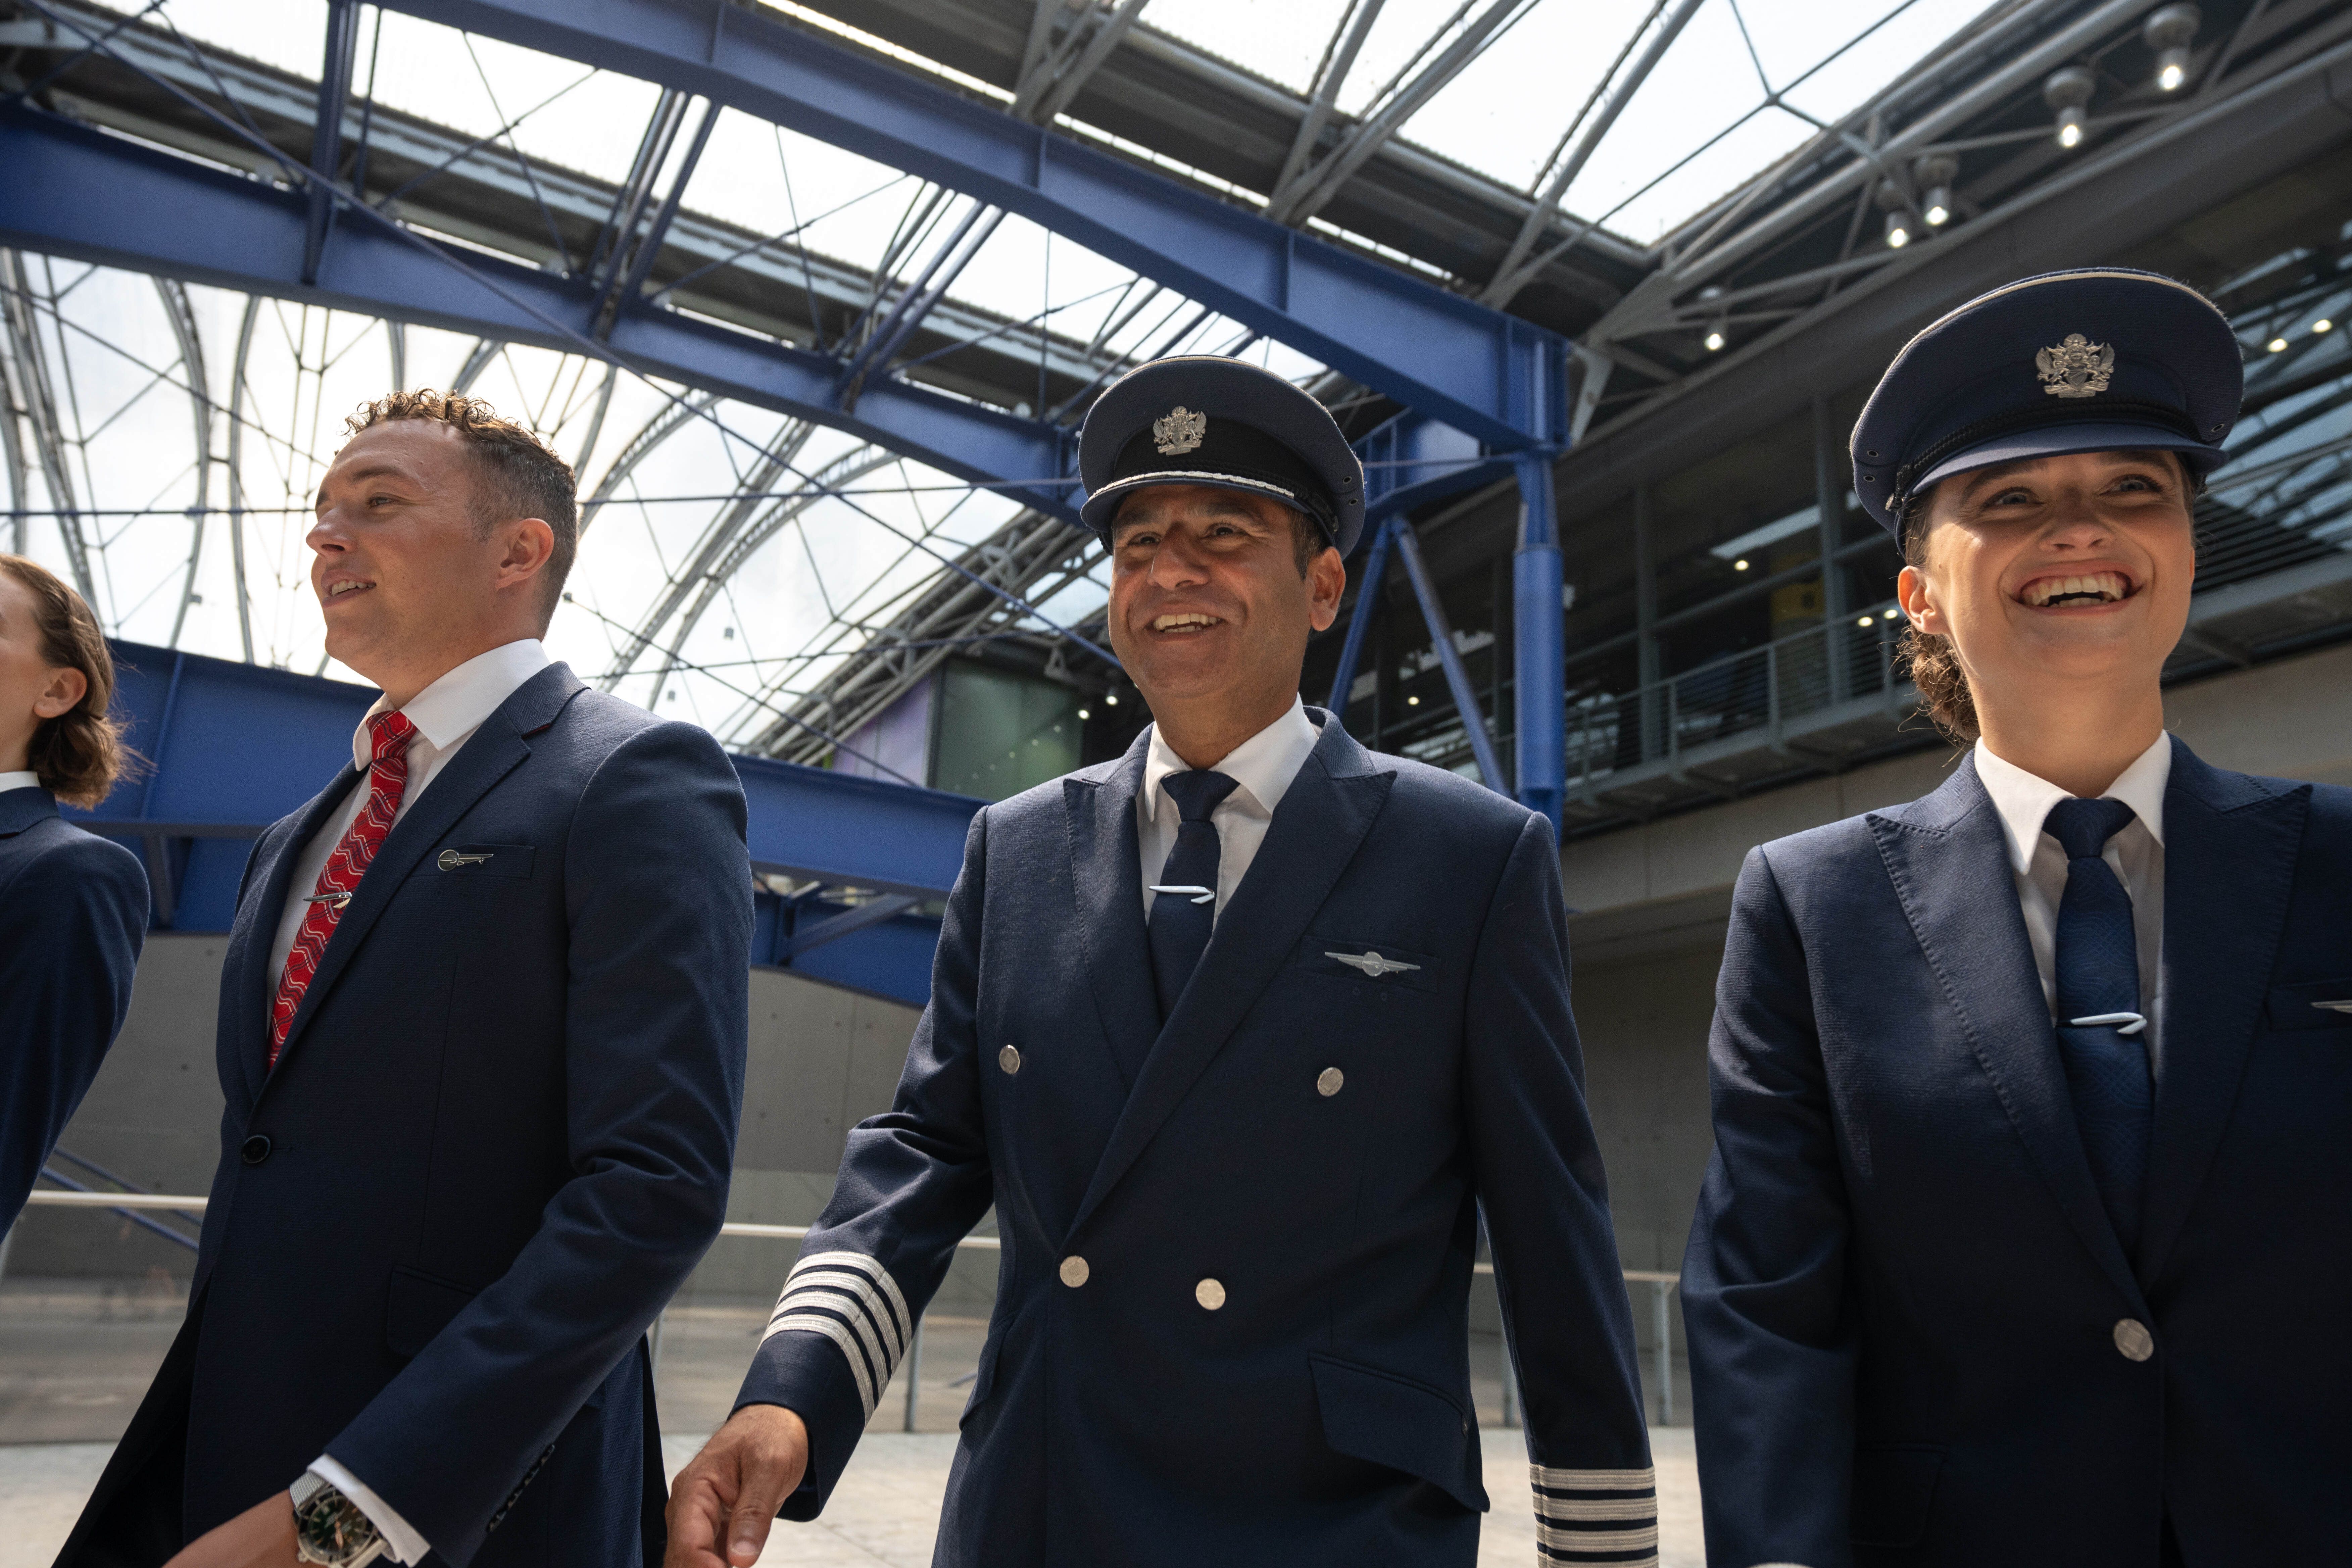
[2266,977,2352,1032]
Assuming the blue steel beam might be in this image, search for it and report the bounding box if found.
[380,0,1568,450]
[0,108,1076,521]
[69,641,974,1006]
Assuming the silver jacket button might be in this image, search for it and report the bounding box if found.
[2113,1318,2154,1361]
[998,1044,1021,1074]
[1195,1278,1226,1311]
[1059,1255,1089,1288]
[1316,1067,1344,1097]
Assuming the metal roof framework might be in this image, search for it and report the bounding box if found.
[3,0,2346,803]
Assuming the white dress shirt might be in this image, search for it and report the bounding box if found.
[1974,734,2170,1035]
[1137,697,1320,923]
[266,637,551,1566]
[0,770,39,793]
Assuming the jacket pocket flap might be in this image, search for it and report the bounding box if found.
[1310,1353,1486,1512]
[2267,977,2352,1031]
[1850,1443,1945,1548]
[385,1264,479,1361]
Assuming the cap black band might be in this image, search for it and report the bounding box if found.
[1888,396,2205,516]
[1106,419,1339,539]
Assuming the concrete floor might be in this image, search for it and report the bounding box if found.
[0,1281,1703,1565]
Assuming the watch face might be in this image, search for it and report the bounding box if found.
[296,1489,380,1567]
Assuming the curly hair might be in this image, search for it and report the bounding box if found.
[0,554,131,808]
[1896,452,2203,744]
[343,390,578,621]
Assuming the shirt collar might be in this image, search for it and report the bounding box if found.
[1141,696,1319,822]
[354,639,553,768]
[1974,731,2172,876]
[0,771,40,795]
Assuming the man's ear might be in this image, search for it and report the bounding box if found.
[1306,546,1345,633]
[495,518,557,596]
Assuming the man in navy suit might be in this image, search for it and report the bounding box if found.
[667,357,1654,1568]
[1684,271,2352,1566]
[0,553,148,1233]
[61,392,750,1568]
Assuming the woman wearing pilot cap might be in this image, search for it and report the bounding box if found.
[1680,269,2352,1568]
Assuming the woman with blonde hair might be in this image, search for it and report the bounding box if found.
[1683,271,2352,1567]
[0,553,148,1230]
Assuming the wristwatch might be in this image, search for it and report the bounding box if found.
[290,1471,389,1568]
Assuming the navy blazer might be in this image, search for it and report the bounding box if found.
[62,666,751,1568]
[1683,739,2352,1567]
[738,712,1654,1568]
[0,784,147,1228]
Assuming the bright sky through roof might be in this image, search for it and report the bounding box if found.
[39,0,1986,748]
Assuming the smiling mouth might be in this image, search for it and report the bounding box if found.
[2018,571,2133,608]
[324,579,375,602]
[1149,612,1222,635]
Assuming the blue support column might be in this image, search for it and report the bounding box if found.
[1325,517,1394,713]
[1512,452,1564,833]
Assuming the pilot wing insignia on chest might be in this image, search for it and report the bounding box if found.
[1326,949,1421,979]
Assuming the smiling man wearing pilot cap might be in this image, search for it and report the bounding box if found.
[667,355,1655,1568]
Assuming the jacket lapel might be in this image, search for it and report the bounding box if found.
[1868,755,2143,1307]
[230,768,364,1106]
[1066,715,1393,1240]
[264,664,586,1086]
[1063,732,1160,1090]
[2137,738,2307,1283]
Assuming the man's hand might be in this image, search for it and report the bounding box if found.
[162,1491,299,1568]
[665,1403,810,1568]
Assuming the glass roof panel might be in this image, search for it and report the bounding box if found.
[1137,0,1355,96]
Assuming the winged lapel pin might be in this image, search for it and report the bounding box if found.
[2313,999,2352,1015]
[1326,949,1421,979]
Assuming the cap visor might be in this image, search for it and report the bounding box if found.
[1916,420,2226,493]
[1080,470,1319,537]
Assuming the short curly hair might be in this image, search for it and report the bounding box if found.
[343,391,578,622]
[0,553,131,808]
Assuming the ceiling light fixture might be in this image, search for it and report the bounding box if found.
[1913,155,1959,227]
[1875,180,1915,249]
[2144,4,2200,92]
[2044,66,2096,149]
[1697,284,1727,352]
[2315,318,2335,333]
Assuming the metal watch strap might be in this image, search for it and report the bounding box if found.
[291,1471,389,1568]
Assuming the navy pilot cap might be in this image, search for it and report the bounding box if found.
[1851,267,2242,538]
[1078,356,1366,557]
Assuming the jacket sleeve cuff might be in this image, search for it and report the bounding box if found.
[736,1316,883,1521]
[306,1455,432,1566]
[1529,1464,1658,1567]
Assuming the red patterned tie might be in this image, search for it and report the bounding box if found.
[268,709,416,1069]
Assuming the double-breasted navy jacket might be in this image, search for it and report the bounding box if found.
[739,711,1655,1567]
[61,665,751,1568]
[0,783,147,1228]
[1683,739,2352,1567]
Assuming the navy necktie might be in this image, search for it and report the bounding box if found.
[1144,770,1240,1052]
[2046,796,2153,1257]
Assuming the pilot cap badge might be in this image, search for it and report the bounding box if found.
[1153,405,1207,455]
[2036,333,2116,399]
